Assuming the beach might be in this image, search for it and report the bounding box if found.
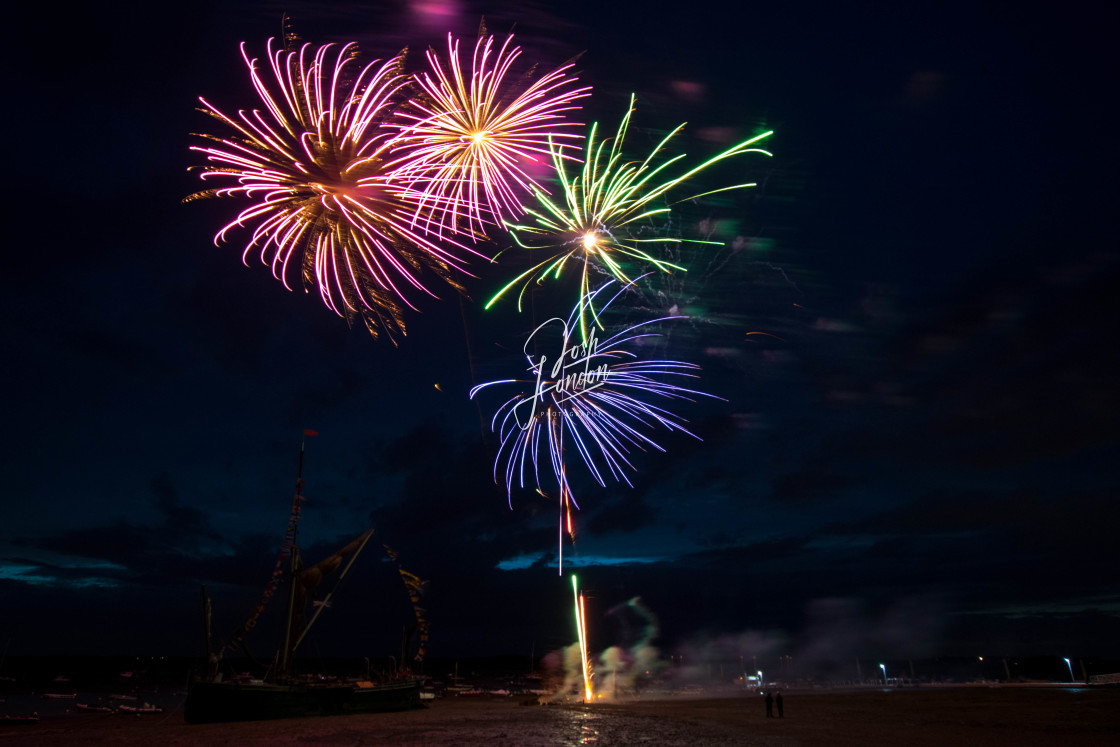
[2,686,1117,745]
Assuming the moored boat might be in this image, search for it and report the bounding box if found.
[76,703,116,713]
[117,703,164,714]
[186,677,421,722]
[0,714,39,725]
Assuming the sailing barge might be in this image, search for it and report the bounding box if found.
[185,676,422,723]
[185,434,423,723]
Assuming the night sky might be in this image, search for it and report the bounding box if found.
[4,0,1117,671]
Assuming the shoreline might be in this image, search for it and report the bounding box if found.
[2,685,1118,745]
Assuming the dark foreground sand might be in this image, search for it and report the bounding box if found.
[2,686,1117,745]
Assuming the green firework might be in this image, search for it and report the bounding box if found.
[488,94,773,339]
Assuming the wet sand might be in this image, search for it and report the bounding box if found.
[1,686,1117,745]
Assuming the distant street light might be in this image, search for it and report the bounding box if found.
[1063,658,1075,683]
[879,663,887,685]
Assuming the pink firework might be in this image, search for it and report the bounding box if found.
[186,39,486,343]
[388,32,591,237]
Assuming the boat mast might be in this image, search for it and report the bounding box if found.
[201,586,212,659]
[280,431,312,676]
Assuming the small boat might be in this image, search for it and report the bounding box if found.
[118,703,163,715]
[0,714,39,725]
[41,693,77,699]
[76,703,116,713]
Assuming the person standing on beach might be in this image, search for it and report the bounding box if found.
[765,691,774,717]
[776,691,784,718]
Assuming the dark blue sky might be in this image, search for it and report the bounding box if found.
[4,0,1116,669]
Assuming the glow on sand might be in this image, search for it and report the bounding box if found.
[572,574,592,702]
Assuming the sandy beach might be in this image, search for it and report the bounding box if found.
[2,686,1117,746]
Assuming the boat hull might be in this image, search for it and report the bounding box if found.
[185,678,424,724]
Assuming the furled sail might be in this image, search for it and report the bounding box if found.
[384,544,429,662]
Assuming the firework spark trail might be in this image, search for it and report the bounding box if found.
[490,94,773,339]
[388,32,591,238]
[572,574,593,701]
[187,38,488,343]
[470,279,721,570]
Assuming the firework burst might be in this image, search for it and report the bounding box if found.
[186,38,487,343]
[470,280,719,569]
[388,31,591,238]
[490,95,773,340]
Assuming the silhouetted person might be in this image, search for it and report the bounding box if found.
[765,690,773,717]
[776,690,784,718]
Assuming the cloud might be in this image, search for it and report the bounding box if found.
[585,492,658,535]
[772,469,862,503]
[12,472,226,586]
